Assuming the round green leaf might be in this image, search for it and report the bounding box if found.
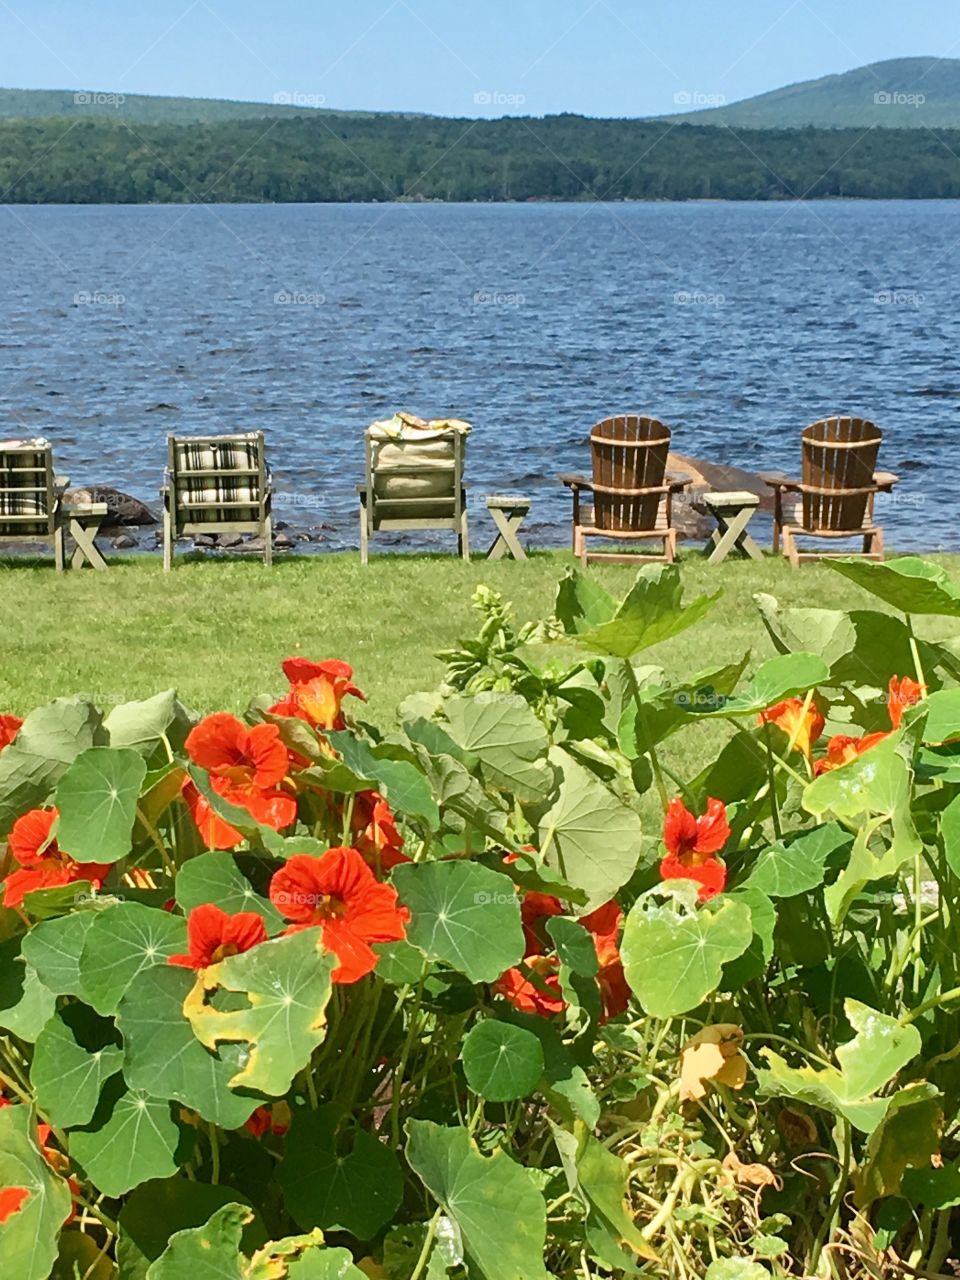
[55,746,147,862]
[31,1010,123,1128]
[393,861,524,983]
[704,652,830,716]
[175,850,284,933]
[621,892,753,1018]
[70,1082,180,1197]
[744,823,849,898]
[825,555,960,617]
[21,913,95,997]
[461,1020,544,1101]
[77,902,187,1015]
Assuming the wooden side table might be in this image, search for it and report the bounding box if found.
[63,502,110,570]
[702,491,763,564]
[485,495,530,561]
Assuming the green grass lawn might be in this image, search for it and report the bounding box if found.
[3,549,959,753]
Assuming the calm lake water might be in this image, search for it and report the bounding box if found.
[1,200,957,551]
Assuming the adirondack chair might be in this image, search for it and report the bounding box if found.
[358,415,470,563]
[763,417,898,568]
[0,439,68,569]
[560,415,690,565]
[162,432,273,570]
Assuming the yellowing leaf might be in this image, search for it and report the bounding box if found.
[720,1152,781,1191]
[183,930,335,1096]
[679,1024,747,1102]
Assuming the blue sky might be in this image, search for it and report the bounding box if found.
[1,0,959,117]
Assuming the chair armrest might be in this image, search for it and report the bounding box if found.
[873,471,899,491]
[54,474,70,493]
[559,473,592,490]
[760,472,800,492]
[667,475,692,492]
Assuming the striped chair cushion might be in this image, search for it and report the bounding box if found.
[0,443,52,537]
[173,438,262,525]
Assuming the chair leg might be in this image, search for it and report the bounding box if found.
[263,514,273,568]
[53,525,65,573]
[871,527,884,560]
[459,513,470,562]
[783,529,800,570]
[359,504,369,566]
[579,533,588,569]
[163,508,173,572]
[664,530,677,564]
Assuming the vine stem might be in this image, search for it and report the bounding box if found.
[409,1208,443,1280]
[901,984,960,1024]
[809,1120,851,1274]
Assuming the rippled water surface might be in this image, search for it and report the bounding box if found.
[1,200,957,550]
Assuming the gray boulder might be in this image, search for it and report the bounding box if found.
[65,487,158,526]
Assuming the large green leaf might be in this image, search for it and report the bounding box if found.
[174,851,284,933]
[77,902,187,1015]
[103,691,190,766]
[54,747,147,863]
[854,1085,942,1207]
[919,689,960,745]
[0,1104,73,1280]
[0,697,103,836]
[554,569,617,634]
[393,860,524,983]
[0,937,56,1041]
[71,1081,180,1197]
[536,748,642,911]
[461,1020,544,1101]
[617,655,751,756]
[21,912,95,997]
[940,792,960,881]
[118,965,260,1129]
[744,823,850,898]
[405,746,512,844]
[573,565,720,659]
[756,999,922,1133]
[30,1009,123,1127]
[825,555,960,616]
[119,1178,266,1267]
[184,930,335,1096]
[621,890,753,1018]
[702,652,829,717]
[144,1203,250,1280]
[443,694,553,799]
[325,731,440,829]
[406,1121,548,1280]
[803,732,920,921]
[279,1106,403,1239]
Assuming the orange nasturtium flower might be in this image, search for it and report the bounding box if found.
[269,847,408,984]
[185,713,296,831]
[168,904,268,971]
[581,900,631,1020]
[813,731,889,777]
[352,791,409,872]
[888,674,923,729]
[270,658,365,731]
[0,715,22,752]
[758,698,825,758]
[0,1186,29,1225]
[180,778,243,850]
[2,807,111,910]
[660,796,730,902]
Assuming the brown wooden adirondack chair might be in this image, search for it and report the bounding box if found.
[560,415,690,565]
[763,417,898,568]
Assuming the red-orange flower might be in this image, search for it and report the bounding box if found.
[270,659,365,731]
[181,778,243,850]
[2,808,110,910]
[168,903,268,970]
[0,715,22,752]
[813,731,889,776]
[0,1186,29,1224]
[352,791,409,872]
[244,1101,290,1138]
[269,847,408,984]
[758,698,825,758]
[582,901,630,1020]
[660,797,730,902]
[888,675,923,729]
[185,713,296,831]
[494,890,566,1017]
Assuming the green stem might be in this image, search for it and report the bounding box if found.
[901,984,960,1024]
[409,1208,443,1280]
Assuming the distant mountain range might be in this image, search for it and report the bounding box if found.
[1,58,959,130]
[664,57,960,129]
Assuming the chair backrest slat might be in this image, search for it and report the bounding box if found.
[800,417,881,531]
[169,433,267,527]
[590,415,671,532]
[0,443,57,537]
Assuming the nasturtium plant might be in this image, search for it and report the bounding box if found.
[0,560,959,1277]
